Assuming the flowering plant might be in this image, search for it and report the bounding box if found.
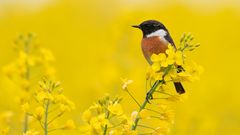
[79,33,203,135]
[1,33,202,135]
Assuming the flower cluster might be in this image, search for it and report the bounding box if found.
[121,33,202,134]
[80,33,202,135]
[147,33,203,83]
[24,78,75,134]
[2,33,55,90]
[80,95,138,135]
[2,34,76,135]
[2,33,57,134]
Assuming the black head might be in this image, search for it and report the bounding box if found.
[132,20,167,37]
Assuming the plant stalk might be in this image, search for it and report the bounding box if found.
[23,38,30,133]
[131,80,162,130]
[44,100,50,135]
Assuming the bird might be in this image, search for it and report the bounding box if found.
[132,20,185,94]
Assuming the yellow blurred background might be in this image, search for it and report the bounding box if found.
[0,0,240,134]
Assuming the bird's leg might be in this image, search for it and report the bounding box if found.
[146,90,154,103]
[145,79,166,103]
[146,80,161,103]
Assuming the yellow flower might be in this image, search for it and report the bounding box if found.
[131,111,138,122]
[108,103,123,115]
[151,53,166,62]
[152,126,169,135]
[121,78,133,90]
[62,119,76,130]
[146,66,155,80]
[153,72,164,80]
[119,114,132,126]
[36,91,47,101]
[184,62,204,81]
[82,109,92,122]
[151,53,169,69]
[60,104,71,112]
[34,106,44,120]
[160,109,175,124]
[122,125,138,135]
[89,114,109,130]
[54,94,75,111]
[151,63,161,72]
[36,91,53,102]
[166,44,175,56]
[109,130,120,135]
[23,129,39,135]
[174,51,183,65]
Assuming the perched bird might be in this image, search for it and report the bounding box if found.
[132,20,185,94]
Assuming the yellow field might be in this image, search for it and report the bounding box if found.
[0,0,240,135]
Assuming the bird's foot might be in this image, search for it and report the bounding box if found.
[146,91,153,103]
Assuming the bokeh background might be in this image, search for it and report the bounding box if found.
[0,0,240,135]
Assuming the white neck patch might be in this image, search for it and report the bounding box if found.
[146,29,168,42]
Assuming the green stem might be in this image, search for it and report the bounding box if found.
[103,111,110,135]
[47,112,64,125]
[131,65,172,130]
[131,80,162,130]
[23,113,29,133]
[138,124,156,130]
[126,89,141,107]
[44,100,50,135]
[23,38,30,133]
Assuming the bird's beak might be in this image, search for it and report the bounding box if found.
[132,25,140,29]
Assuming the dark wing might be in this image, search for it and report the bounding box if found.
[164,32,177,50]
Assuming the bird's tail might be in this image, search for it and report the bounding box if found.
[174,82,185,94]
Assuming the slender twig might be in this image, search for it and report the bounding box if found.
[38,120,45,130]
[23,37,30,133]
[44,100,50,135]
[145,108,163,115]
[48,127,63,133]
[150,116,163,120]
[155,91,174,96]
[107,123,122,129]
[131,80,162,130]
[126,89,141,107]
[138,125,156,130]
[131,65,172,130]
[47,112,65,125]
[103,111,110,135]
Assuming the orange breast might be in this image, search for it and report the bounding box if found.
[141,36,168,64]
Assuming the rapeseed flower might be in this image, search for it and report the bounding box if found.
[108,103,123,115]
[62,119,76,130]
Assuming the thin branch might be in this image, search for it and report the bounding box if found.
[48,127,63,133]
[126,89,141,107]
[47,112,65,125]
[145,108,163,115]
[138,125,156,130]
